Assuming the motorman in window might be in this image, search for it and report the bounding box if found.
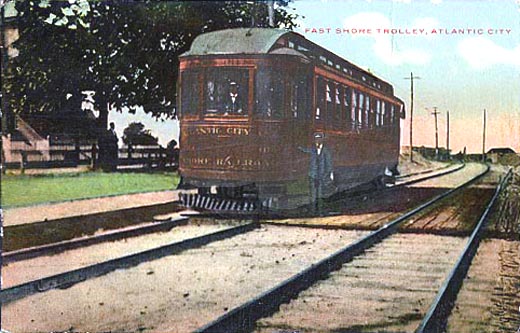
[224,81,243,115]
[299,132,335,215]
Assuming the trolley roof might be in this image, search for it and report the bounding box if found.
[181,28,291,56]
[181,28,400,98]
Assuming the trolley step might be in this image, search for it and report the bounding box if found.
[179,193,261,212]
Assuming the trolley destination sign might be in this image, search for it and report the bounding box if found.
[181,155,270,170]
[186,126,251,137]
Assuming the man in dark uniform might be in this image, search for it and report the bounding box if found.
[224,81,243,115]
[299,132,334,214]
[107,122,119,171]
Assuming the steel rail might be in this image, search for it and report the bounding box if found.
[194,164,488,333]
[2,217,189,264]
[395,163,453,180]
[0,222,259,305]
[391,163,465,188]
[416,167,512,333]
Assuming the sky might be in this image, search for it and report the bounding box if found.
[111,0,520,153]
[291,0,520,153]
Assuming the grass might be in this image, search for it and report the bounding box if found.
[1,171,180,208]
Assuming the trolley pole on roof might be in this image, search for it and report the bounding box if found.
[267,0,275,27]
[404,72,420,162]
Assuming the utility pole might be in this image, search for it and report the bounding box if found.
[404,72,421,162]
[446,110,450,160]
[482,109,487,162]
[430,107,440,159]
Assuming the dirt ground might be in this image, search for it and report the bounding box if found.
[3,225,369,333]
[447,239,520,333]
[268,163,488,232]
[3,222,229,288]
[255,233,467,333]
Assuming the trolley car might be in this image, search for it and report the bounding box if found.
[178,28,405,210]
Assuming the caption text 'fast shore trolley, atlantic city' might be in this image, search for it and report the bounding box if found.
[178,28,405,210]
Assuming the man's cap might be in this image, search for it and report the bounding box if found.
[229,81,237,86]
[314,132,324,139]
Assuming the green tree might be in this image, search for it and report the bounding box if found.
[122,122,158,146]
[5,1,298,136]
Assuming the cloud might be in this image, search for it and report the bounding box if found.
[342,12,431,66]
[458,37,520,69]
[412,17,439,31]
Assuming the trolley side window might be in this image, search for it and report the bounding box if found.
[204,68,249,116]
[351,90,357,129]
[181,70,200,115]
[343,86,351,128]
[316,76,326,121]
[385,101,391,127]
[255,69,284,118]
[358,93,364,128]
[326,81,333,122]
[364,95,370,128]
[289,74,309,119]
[334,84,342,123]
[381,101,386,126]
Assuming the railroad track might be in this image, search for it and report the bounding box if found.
[2,216,189,264]
[0,222,258,304]
[194,165,510,333]
[0,163,485,331]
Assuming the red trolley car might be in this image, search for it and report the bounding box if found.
[178,28,405,209]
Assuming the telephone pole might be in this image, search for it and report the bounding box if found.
[446,110,450,160]
[482,109,487,162]
[430,107,440,159]
[404,72,421,162]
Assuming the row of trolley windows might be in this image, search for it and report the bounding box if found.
[181,68,309,119]
[287,39,384,92]
[316,76,398,129]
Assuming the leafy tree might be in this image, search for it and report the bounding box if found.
[122,122,158,146]
[5,1,298,136]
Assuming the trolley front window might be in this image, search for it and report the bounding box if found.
[204,68,249,116]
[255,69,284,118]
[181,70,199,115]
